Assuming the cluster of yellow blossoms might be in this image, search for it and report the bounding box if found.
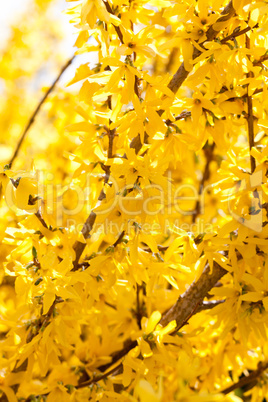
[1,0,268,400]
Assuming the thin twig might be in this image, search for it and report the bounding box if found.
[192,142,215,223]
[26,298,58,343]
[98,339,138,373]
[220,24,257,44]
[108,128,115,159]
[9,56,75,167]
[165,48,179,73]
[134,75,140,98]
[73,211,96,268]
[253,54,268,66]
[130,1,236,155]
[113,230,125,247]
[103,0,124,44]
[167,1,235,95]
[73,130,116,267]
[221,362,268,394]
[142,245,169,253]
[136,284,142,329]
[76,363,123,389]
[165,111,191,126]
[196,299,225,313]
[245,35,256,173]
[9,296,59,398]
[35,208,48,229]
[73,57,117,267]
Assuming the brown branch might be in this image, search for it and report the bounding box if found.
[160,261,227,328]
[73,62,117,267]
[129,132,148,154]
[196,299,225,313]
[103,0,124,44]
[4,297,61,402]
[220,24,257,44]
[73,211,96,268]
[74,297,222,391]
[73,125,116,267]
[135,284,142,329]
[221,362,268,395]
[253,54,268,67]
[142,245,169,253]
[98,339,138,373]
[113,230,125,247]
[223,87,263,101]
[50,256,227,394]
[165,47,179,73]
[130,1,236,155]
[35,208,48,229]
[246,35,256,173]
[134,75,140,98]
[26,298,59,344]
[192,142,215,223]
[165,88,263,124]
[67,0,236,386]
[108,128,115,159]
[167,1,235,95]
[247,93,255,173]
[165,111,191,126]
[9,56,75,168]
[77,363,123,389]
[88,260,227,377]
[174,111,192,121]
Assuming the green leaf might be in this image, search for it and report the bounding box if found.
[32,246,38,259]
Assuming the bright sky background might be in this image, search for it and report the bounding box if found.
[0,0,95,86]
[0,0,30,44]
[0,0,73,50]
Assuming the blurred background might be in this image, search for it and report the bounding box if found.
[0,0,93,275]
[0,0,91,170]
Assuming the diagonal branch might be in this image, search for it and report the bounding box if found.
[160,261,227,328]
[167,1,235,95]
[221,362,268,395]
[73,211,97,268]
[73,0,140,265]
[130,1,236,154]
[253,53,268,66]
[103,0,124,44]
[221,24,258,44]
[196,299,225,313]
[72,125,116,266]
[89,260,227,377]
[6,298,61,400]
[245,35,256,173]
[76,363,123,389]
[135,284,143,329]
[9,55,75,168]
[192,142,215,223]
[98,339,138,373]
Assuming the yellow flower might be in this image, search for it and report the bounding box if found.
[239,264,268,312]
[117,25,165,59]
[184,91,216,126]
[134,377,163,402]
[137,311,176,358]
